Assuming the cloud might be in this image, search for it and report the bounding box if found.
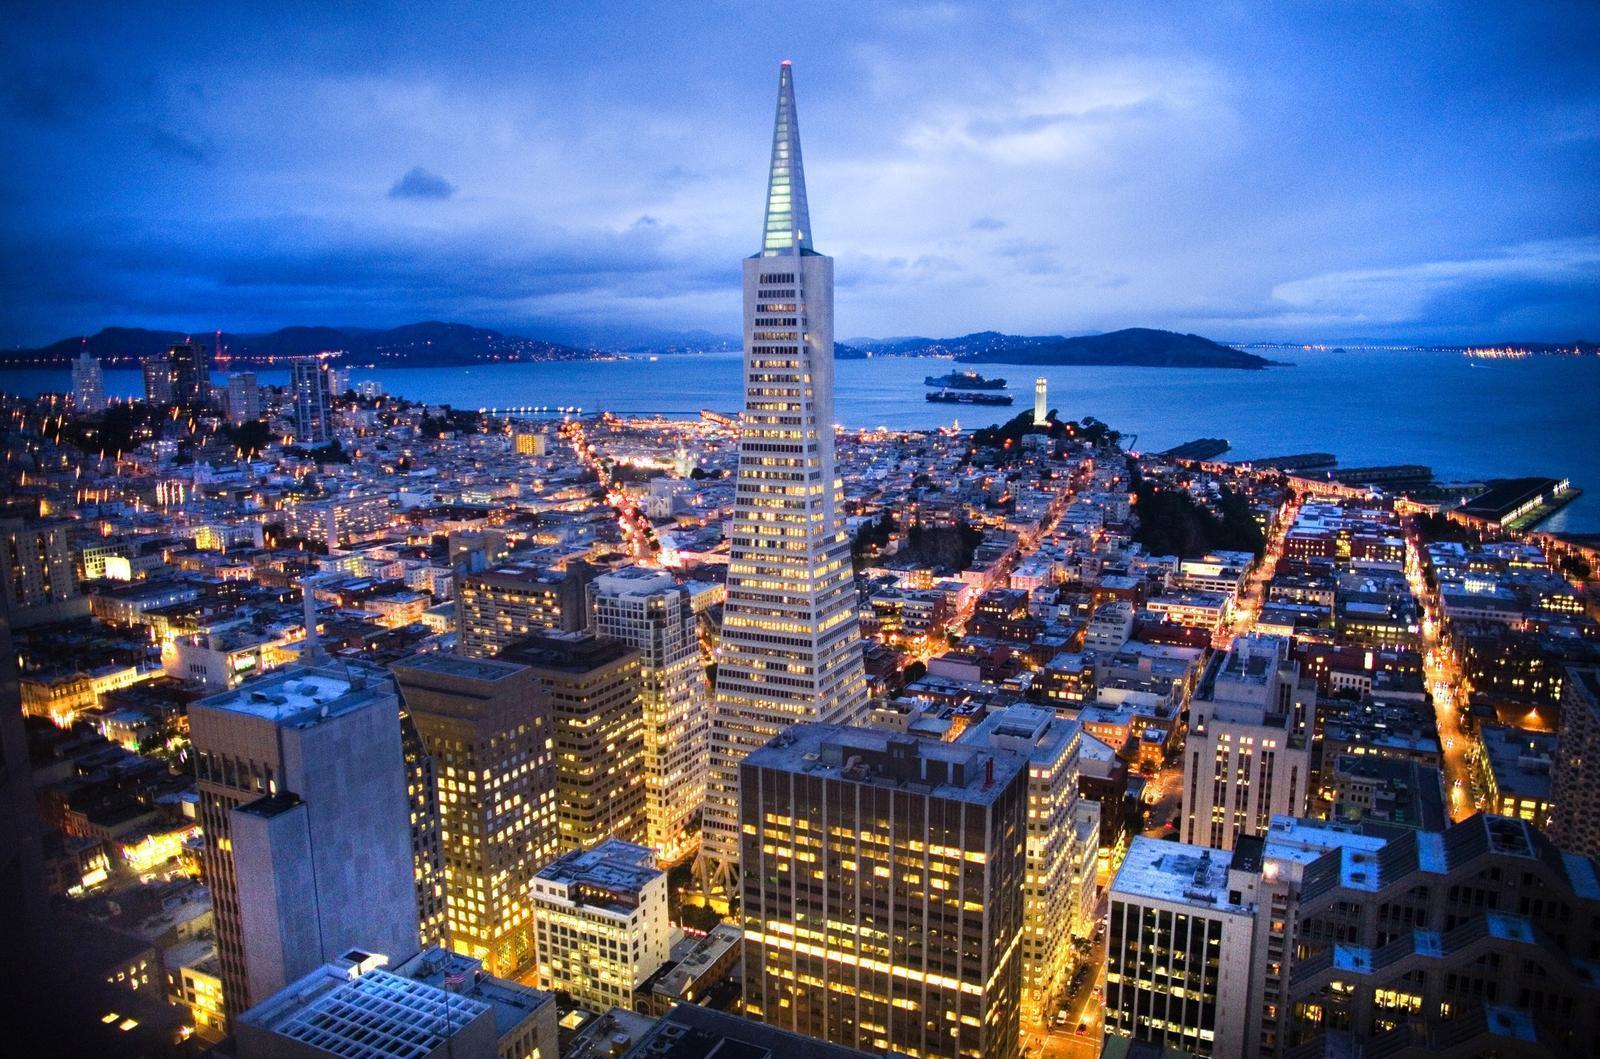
[970,216,1006,231]
[141,122,211,164]
[388,166,457,200]
[1268,238,1600,325]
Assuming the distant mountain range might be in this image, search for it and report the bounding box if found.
[9,321,1591,371]
[838,328,1280,369]
[1,322,602,367]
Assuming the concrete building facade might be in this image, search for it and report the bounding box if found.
[190,662,421,1018]
[529,839,669,1013]
[1180,634,1315,851]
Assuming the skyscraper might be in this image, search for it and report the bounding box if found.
[1105,836,1263,1057]
[700,60,868,895]
[143,357,178,405]
[1551,663,1600,858]
[591,567,709,865]
[960,706,1099,1023]
[391,653,559,977]
[740,725,1027,1059]
[1180,634,1315,851]
[226,371,262,425]
[502,630,648,853]
[72,352,106,411]
[189,660,422,1019]
[168,339,211,405]
[290,357,333,443]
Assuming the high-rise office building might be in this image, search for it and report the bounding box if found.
[1551,664,1600,859]
[502,630,647,852]
[529,839,669,1013]
[1105,836,1264,1057]
[1103,814,1600,1058]
[701,61,869,895]
[1033,377,1047,427]
[1180,634,1315,850]
[960,706,1099,1023]
[72,352,106,411]
[189,661,421,1019]
[227,372,262,425]
[168,339,211,405]
[457,562,595,659]
[290,358,334,443]
[400,706,449,952]
[740,724,1027,1059]
[591,567,709,864]
[391,653,559,977]
[142,357,179,406]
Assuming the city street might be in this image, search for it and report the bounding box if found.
[1037,934,1108,1059]
[1405,539,1483,821]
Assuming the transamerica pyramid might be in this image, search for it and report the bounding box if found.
[698,61,869,897]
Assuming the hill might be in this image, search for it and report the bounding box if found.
[836,328,1275,368]
[4,321,602,367]
[956,328,1275,369]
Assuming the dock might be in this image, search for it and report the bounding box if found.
[1459,477,1582,531]
[1235,452,1338,473]
[1160,438,1231,461]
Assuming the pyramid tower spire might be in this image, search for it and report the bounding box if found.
[761,60,813,255]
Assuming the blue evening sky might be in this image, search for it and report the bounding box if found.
[3,1,1597,347]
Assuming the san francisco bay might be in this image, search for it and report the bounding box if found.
[5,346,1597,531]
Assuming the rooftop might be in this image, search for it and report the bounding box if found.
[192,661,392,725]
[395,947,554,1041]
[744,723,1025,805]
[535,838,662,906]
[391,651,527,682]
[623,1004,876,1059]
[1111,836,1251,913]
[240,963,490,1059]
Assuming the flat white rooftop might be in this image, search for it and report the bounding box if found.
[194,663,390,724]
[1112,836,1247,912]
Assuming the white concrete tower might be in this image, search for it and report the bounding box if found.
[1034,377,1048,426]
[699,62,868,896]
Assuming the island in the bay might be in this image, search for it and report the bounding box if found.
[837,327,1281,368]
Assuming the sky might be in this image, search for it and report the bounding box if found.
[3,1,1598,348]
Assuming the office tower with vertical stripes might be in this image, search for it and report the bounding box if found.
[699,61,868,895]
[592,566,709,866]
